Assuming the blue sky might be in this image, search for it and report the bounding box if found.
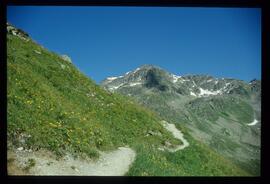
[7,6,261,83]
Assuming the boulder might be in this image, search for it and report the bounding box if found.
[61,55,72,63]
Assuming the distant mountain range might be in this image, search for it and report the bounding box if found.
[101,64,261,175]
[101,64,260,97]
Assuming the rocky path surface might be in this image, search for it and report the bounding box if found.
[8,121,189,175]
[160,120,189,152]
[8,147,136,176]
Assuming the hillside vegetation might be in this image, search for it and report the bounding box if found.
[7,32,180,158]
[7,24,249,176]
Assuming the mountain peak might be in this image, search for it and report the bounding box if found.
[139,64,161,70]
[127,64,164,75]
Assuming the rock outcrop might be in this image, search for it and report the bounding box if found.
[61,55,72,63]
[7,22,29,41]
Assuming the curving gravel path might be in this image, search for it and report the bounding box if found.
[8,147,136,176]
[160,120,189,152]
[8,120,189,175]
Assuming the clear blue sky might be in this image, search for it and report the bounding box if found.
[7,6,261,83]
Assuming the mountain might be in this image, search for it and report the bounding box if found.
[7,23,250,176]
[101,65,261,175]
[102,64,259,97]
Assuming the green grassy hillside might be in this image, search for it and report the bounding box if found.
[7,33,180,158]
[7,26,249,176]
[127,129,250,176]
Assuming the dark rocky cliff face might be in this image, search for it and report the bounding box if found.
[144,68,168,91]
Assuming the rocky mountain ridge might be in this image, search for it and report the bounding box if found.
[101,64,260,98]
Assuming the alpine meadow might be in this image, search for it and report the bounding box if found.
[7,7,261,176]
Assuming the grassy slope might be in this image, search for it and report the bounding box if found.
[7,33,249,176]
[7,34,180,157]
[120,88,259,175]
[127,135,248,176]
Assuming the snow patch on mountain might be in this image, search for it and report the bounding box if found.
[198,88,221,97]
[190,92,197,96]
[106,76,124,83]
[107,77,118,81]
[171,74,182,83]
[108,83,124,91]
[129,82,142,87]
[134,68,141,73]
[247,119,259,126]
[179,78,189,83]
[195,82,230,95]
